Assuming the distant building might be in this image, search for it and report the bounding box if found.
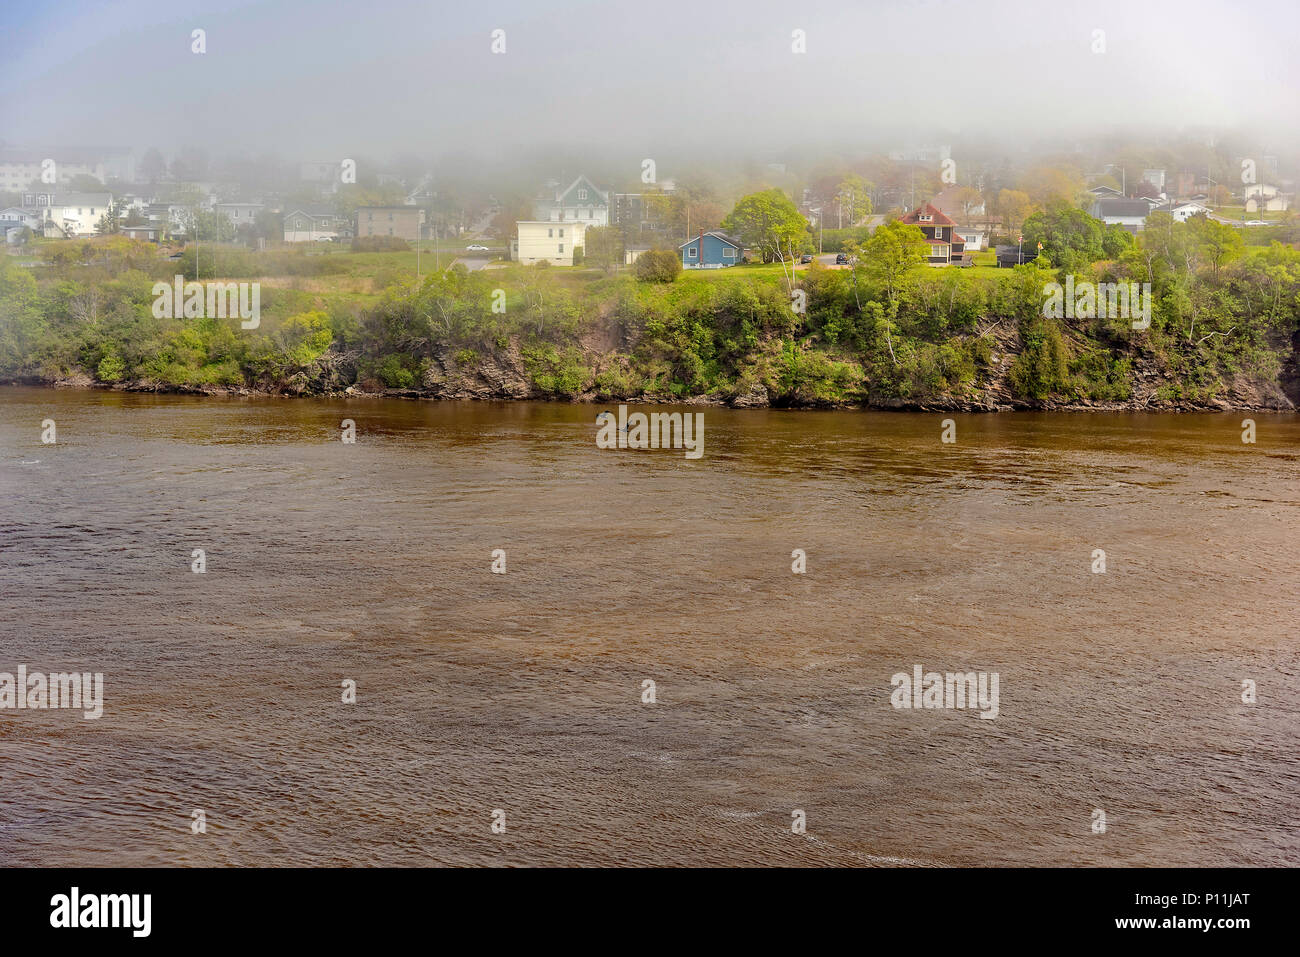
[1141,169,1167,193]
[679,231,743,268]
[1089,197,1150,231]
[994,244,1038,268]
[898,203,965,264]
[299,162,339,184]
[214,202,265,227]
[533,175,609,225]
[282,205,340,242]
[513,220,588,265]
[1244,184,1290,213]
[889,145,951,163]
[121,224,163,242]
[355,206,424,242]
[142,203,192,236]
[1150,200,1211,223]
[931,186,985,223]
[0,148,117,192]
[0,207,42,230]
[21,191,113,237]
[954,227,987,251]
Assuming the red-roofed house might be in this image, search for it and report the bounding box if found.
[899,203,965,264]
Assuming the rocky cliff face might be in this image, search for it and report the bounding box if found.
[31,327,1298,412]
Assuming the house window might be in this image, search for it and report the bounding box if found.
[578,189,587,200]
[559,228,564,237]
[558,244,564,253]
[919,214,932,222]
[548,228,553,237]
[722,247,734,258]
[688,246,697,258]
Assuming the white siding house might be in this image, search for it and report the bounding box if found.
[514,220,587,265]
[21,191,112,237]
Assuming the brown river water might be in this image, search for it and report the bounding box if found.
[1,385,1298,866]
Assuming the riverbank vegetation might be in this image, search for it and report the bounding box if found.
[1,215,1298,409]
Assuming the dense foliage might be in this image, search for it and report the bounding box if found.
[2,218,1298,408]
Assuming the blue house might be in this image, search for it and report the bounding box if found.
[680,231,743,268]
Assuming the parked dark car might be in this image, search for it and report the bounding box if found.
[799,254,813,264]
[835,253,849,265]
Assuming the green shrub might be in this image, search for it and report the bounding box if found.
[633,249,681,283]
[96,352,126,382]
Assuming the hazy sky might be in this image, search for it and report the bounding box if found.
[3,0,1298,161]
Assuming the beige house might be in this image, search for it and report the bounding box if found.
[355,206,424,242]
[513,220,587,265]
[1244,184,1290,213]
[21,192,113,238]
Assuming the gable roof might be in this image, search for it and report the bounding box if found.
[678,231,742,249]
[556,174,607,206]
[283,205,336,219]
[900,203,957,227]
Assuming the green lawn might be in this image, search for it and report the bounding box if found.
[1209,206,1286,222]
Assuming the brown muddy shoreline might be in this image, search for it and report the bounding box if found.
[6,373,1294,413]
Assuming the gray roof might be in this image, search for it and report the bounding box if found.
[1093,199,1150,217]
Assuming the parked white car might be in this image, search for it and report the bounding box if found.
[466,244,489,251]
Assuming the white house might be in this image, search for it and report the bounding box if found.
[1244,184,1289,213]
[513,220,587,265]
[533,175,609,226]
[1090,198,1150,231]
[1151,200,1211,223]
[954,227,987,251]
[21,191,113,237]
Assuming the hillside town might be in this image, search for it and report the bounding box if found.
[1,143,1293,273]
